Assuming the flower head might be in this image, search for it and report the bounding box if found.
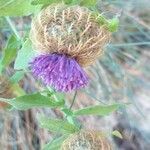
[29,4,111,92]
[61,130,112,150]
[30,53,88,92]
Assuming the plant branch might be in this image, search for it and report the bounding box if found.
[69,90,77,110]
[5,16,21,40]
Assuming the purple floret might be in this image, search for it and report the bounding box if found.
[29,53,89,92]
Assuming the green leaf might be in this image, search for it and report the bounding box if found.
[0,0,40,16]
[73,104,121,116]
[31,0,60,5]
[14,39,37,70]
[94,12,119,33]
[62,108,73,116]
[38,115,79,134]
[63,0,73,5]
[43,135,68,150]
[112,130,123,139]
[0,35,20,73]
[107,18,119,32]
[0,17,7,29]
[79,0,97,7]
[0,92,64,110]
[31,0,97,6]
[10,70,25,84]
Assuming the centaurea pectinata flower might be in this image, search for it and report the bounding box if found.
[29,4,111,92]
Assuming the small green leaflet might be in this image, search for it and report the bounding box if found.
[14,39,37,70]
[108,18,119,32]
[0,0,40,16]
[31,0,97,7]
[62,108,73,116]
[79,0,97,7]
[63,0,73,5]
[43,135,68,150]
[61,109,81,128]
[95,13,119,32]
[38,115,79,134]
[112,130,123,139]
[73,104,122,116]
[0,92,64,110]
[31,0,60,5]
[10,71,25,84]
[0,35,20,73]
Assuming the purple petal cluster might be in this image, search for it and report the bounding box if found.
[29,53,89,92]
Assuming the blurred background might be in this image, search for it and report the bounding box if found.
[0,0,150,149]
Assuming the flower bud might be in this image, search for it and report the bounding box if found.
[61,130,112,150]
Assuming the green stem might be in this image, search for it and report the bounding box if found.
[66,91,79,125]
[5,17,21,40]
[69,90,77,109]
[48,91,79,146]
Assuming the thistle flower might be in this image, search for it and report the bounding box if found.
[61,130,112,150]
[29,4,111,92]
